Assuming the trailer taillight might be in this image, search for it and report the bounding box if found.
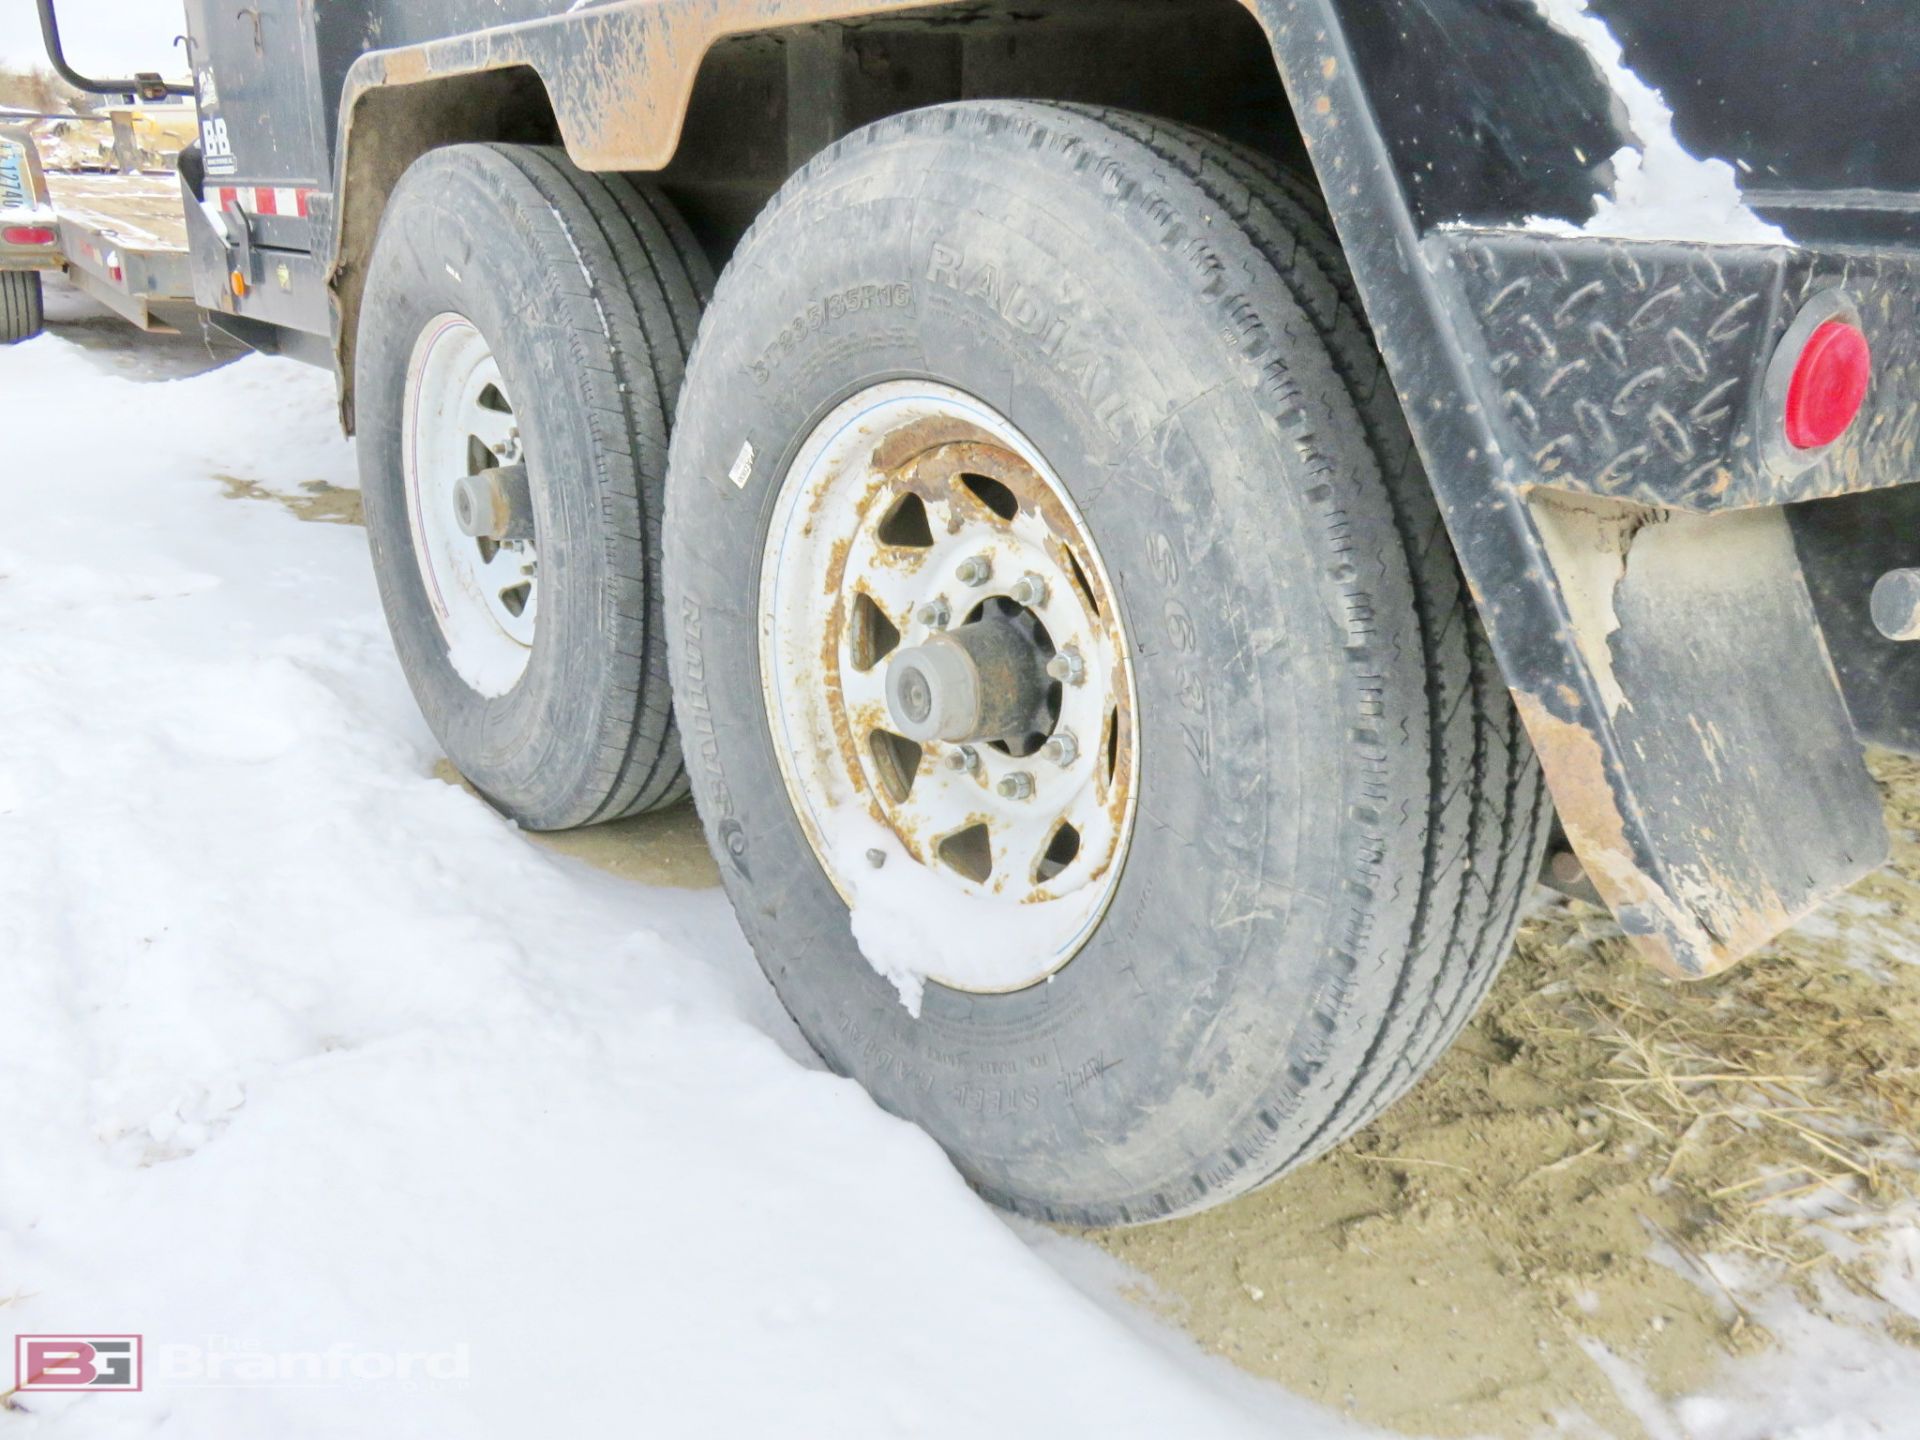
[2,225,55,246]
[1782,318,1871,450]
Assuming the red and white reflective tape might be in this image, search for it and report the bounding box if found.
[75,237,124,284]
[214,185,312,219]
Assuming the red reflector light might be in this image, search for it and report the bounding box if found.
[2,225,56,246]
[1784,319,1871,450]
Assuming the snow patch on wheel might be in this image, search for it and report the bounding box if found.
[824,816,1100,1017]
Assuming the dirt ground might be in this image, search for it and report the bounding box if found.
[218,474,363,526]
[1095,762,1920,1438]
[194,298,1918,1436]
[430,759,720,890]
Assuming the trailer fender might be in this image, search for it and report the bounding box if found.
[326,0,946,419]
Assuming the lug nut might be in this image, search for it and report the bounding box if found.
[1046,648,1086,685]
[1009,572,1049,608]
[944,745,980,773]
[1041,730,1079,767]
[865,848,887,869]
[956,554,993,587]
[916,596,951,630]
[996,771,1035,800]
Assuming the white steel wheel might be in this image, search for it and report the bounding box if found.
[760,381,1139,998]
[402,313,539,698]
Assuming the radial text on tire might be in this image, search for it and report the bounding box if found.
[665,102,1551,1226]
[355,143,711,830]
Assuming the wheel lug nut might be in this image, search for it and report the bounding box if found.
[916,596,951,629]
[956,554,993,587]
[1041,730,1079,767]
[1009,572,1049,608]
[944,745,980,773]
[1046,648,1086,685]
[865,848,887,869]
[997,771,1035,800]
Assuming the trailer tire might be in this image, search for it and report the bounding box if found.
[356,144,710,829]
[0,270,43,344]
[666,102,1549,1225]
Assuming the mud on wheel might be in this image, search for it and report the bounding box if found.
[666,102,1549,1226]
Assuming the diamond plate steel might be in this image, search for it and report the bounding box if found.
[1441,231,1920,511]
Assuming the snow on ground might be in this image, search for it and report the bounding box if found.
[0,333,1364,1436]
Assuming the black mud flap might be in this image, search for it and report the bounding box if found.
[1518,492,1884,976]
[1428,231,1914,977]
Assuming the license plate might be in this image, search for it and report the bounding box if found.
[0,140,29,214]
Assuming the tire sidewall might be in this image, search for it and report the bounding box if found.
[357,149,630,828]
[670,109,1425,1221]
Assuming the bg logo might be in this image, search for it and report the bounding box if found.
[13,1335,143,1392]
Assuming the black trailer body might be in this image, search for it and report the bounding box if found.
[41,0,1920,1218]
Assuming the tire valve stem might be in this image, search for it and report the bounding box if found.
[1046,647,1086,685]
[997,771,1035,800]
[956,554,993,587]
[1041,730,1078,767]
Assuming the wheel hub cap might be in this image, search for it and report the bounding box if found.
[884,619,1052,745]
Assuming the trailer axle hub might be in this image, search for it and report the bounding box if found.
[884,617,1053,745]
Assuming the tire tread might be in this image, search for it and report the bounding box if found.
[473,145,707,822]
[1030,105,1552,1197]
[0,270,43,344]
